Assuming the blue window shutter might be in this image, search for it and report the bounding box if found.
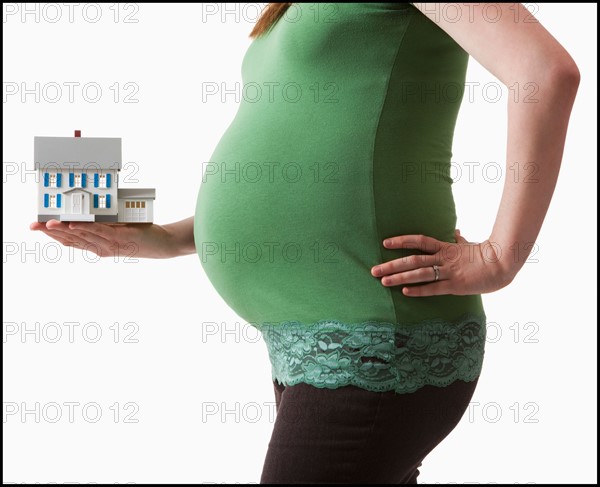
[106,194,111,208]
[56,173,62,187]
[69,173,74,187]
[82,173,87,188]
[106,173,111,188]
[44,172,49,187]
[44,194,49,208]
[94,173,99,187]
[93,194,98,208]
[57,194,62,208]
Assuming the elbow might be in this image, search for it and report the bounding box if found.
[547,55,581,98]
[512,53,580,101]
[557,57,580,88]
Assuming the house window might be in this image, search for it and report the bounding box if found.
[49,194,57,208]
[74,173,82,188]
[99,195,106,209]
[141,201,145,208]
[49,173,57,188]
[98,175,107,188]
[125,201,130,208]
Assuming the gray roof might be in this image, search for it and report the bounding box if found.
[34,136,122,170]
[118,188,156,199]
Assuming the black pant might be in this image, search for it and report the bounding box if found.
[260,377,479,484]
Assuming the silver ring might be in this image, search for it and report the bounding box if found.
[432,264,440,282]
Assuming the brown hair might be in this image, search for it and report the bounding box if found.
[250,3,292,38]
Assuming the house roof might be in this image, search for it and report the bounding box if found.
[34,136,122,170]
[118,188,156,199]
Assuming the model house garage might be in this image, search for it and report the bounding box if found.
[35,131,155,223]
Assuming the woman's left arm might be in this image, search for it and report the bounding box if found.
[371,3,580,296]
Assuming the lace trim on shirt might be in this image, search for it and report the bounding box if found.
[256,312,486,394]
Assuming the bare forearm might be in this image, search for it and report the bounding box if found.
[490,63,579,278]
[163,216,196,257]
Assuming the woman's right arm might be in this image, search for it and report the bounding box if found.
[30,216,196,259]
[373,4,580,297]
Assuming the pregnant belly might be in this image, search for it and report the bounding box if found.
[193,113,466,325]
[195,173,462,328]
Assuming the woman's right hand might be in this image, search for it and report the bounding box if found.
[30,216,196,259]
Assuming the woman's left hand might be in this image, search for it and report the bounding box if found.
[370,230,515,297]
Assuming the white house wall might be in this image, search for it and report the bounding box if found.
[146,201,154,222]
[37,168,119,222]
[37,168,63,220]
[117,199,154,223]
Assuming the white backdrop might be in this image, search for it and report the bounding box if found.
[3,3,597,484]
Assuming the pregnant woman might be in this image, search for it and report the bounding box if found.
[32,3,579,484]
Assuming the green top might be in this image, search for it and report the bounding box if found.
[194,3,487,393]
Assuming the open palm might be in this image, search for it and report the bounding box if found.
[30,220,176,259]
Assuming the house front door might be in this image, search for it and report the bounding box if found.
[71,193,83,214]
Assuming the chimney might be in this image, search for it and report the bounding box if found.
[74,130,81,137]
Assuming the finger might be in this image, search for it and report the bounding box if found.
[46,221,114,249]
[36,228,89,247]
[380,265,444,287]
[64,229,113,253]
[50,236,86,249]
[30,222,47,231]
[31,220,71,232]
[45,219,69,230]
[46,220,114,242]
[68,222,116,240]
[372,253,440,277]
[40,228,88,244]
[402,280,453,297]
[383,234,445,253]
[36,225,77,240]
[46,220,115,256]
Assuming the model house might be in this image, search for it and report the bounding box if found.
[35,131,155,223]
